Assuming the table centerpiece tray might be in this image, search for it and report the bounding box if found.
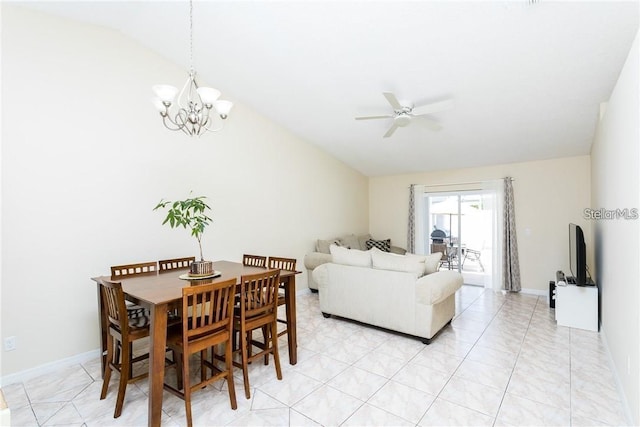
[179,271,222,280]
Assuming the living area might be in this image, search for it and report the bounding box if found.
[2,2,639,427]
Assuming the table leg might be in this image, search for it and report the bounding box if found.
[96,282,107,378]
[148,303,168,427]
[284,276,297,365]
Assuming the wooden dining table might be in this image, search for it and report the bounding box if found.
[91,260,300,427]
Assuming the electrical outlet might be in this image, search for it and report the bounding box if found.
[4,336,16,352]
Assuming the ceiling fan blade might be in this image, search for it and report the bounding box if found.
[413,115,443,131]
[355,115,393,121]
[411,99,454,116]
[383,123,399,138]
[383,92,403,110]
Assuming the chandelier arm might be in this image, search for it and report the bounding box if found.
[175,110,196,136]
[161,115,186,132]
[201,120,225,133]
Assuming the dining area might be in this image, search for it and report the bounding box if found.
[91,255,300,427]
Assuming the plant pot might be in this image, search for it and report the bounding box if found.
[189,260,214,277]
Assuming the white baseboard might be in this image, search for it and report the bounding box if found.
[0,348,100,388]
[520,287,547,297]
[599,327,634,426]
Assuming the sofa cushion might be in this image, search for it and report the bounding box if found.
[372,250,426,276]
[366,238,391,252]
[317,238,341,254]
[424,252,443,274]
[330,244,372,267]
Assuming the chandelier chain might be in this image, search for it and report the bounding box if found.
[189,0,194,72]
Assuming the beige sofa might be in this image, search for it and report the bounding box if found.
[304,233,406,291]
[312,246,463,343]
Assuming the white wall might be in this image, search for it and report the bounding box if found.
[591,31,639,425]
[369,156,592,292]
[0,6,368,377]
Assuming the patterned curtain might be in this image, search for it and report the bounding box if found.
[503,177,521,292]
[407,184,416,253]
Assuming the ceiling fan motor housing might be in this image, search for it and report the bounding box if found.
[394,113,412,127]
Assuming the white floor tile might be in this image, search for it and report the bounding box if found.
[3,286,632,427]
[366,380,435,423]
[343,403,414,426]
[292,385,363,426]
[419,398,494,426]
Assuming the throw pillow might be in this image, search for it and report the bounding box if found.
[317,239,341,254]
[372,250,425,276]
[330,244,372,267]
[424,252,443,274]
[365,238,391,252]
[339,234,360,250]
[357,233,372,251]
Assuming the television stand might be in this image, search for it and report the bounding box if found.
[554,281,598,331]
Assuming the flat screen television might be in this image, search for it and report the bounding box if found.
[569,223,589,286]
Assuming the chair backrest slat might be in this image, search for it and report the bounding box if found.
[268,256,296,272]
[183,279,236,341]
[159,257,195,273]
[111,261,158,279]
[100,279,128,334]
[243,254,267,268]
[240,269,280,319]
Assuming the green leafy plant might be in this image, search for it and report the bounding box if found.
[153,194,212,261]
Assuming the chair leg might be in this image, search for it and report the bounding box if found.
[270,321,282,380]
[262,326,269,365]
[200,349,207,383]
[176,351,184,391]
[240,329,251,399]
[114,339,130,418]
[183,351,193,427]
[128,342,134,379]
[225,339,238,410]
[100,336,114,400]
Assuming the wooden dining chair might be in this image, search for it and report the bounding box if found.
[110,261,158,278]
[242,254,267,268]
[159,257,195,273]
[108,262,157,366]
[164,279,238,427]
[99,279,153,418]
[268,256,297,339]
[234,269,282,399]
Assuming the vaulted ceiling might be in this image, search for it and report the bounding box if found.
[21,1,640,176]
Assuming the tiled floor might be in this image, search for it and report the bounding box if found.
[2,286,631,426]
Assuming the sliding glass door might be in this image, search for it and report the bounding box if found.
[423,190,496,287]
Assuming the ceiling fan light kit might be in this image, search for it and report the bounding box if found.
[152,0,233,137]
[356,92,454,138]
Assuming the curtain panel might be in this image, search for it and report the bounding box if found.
[407,184,416,253]
[502,177,521,292]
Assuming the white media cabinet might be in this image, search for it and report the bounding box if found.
[554,282,599,331]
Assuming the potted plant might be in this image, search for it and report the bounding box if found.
[154,194,214,276]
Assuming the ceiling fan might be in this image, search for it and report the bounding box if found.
[355,92,454,138]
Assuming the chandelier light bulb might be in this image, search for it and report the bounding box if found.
[152,85,178,104]
[215,100,233,119]
[151,98,166,113]
[196,87,221,106]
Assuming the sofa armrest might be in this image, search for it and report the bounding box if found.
[304,252,332,270]
[415,270,463,305]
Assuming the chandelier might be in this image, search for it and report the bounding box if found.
[152,0,232,137]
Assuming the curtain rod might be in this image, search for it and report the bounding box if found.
[409,178,514,188]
